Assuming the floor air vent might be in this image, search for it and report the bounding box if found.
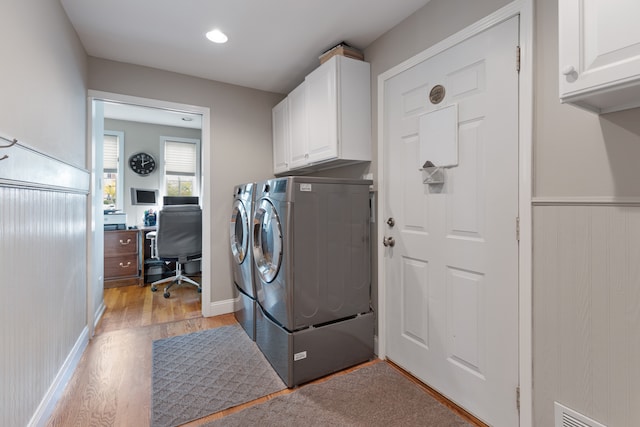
[554,402,607,427]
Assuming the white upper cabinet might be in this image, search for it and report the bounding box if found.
[305,58,340,163]
[559,0,640,113]
[272,55,371,175]
[272,97,289,175]
[288,82,309,170]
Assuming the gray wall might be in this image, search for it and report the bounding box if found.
[104,118,202,223]
[0,2,87,168]
[90,59,283,303]
[0,2,89,426]
[4,0,639,425]
[533,1,640,426]
[534,0,640,198]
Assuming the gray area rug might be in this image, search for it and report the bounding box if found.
[203,362,472,426]
[151,324,286,427]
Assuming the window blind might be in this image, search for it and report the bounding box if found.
[165,140,196,176]
[103,134,119,173]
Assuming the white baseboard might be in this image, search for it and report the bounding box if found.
[204,297,236,317]
[93,301,106,331]
[27,326,89,427]
[374,334,379,356]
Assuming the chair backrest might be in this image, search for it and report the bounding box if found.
[163,196,199,206]
[155,204,202,261]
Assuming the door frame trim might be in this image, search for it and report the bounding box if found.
[86,90,212,317]
[375,1,533,426]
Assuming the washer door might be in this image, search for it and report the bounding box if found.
[252,198,283,283]
[230,199,249,265]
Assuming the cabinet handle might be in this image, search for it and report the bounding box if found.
[119,261,132,268]
[119,238,132,245]
[562,65,576,76]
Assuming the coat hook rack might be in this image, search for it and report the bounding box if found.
[0,135,18,161]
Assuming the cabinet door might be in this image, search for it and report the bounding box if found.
[272,97,289,174]
[288,82,309,169]
[559,0,640,110]
[305,57,339,164]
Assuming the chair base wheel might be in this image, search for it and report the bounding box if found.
[151,286,157,292]
[163,292,170,298]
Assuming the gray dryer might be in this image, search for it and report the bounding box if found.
[252,176,374,387]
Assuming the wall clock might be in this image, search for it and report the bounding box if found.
[128,152,156,176]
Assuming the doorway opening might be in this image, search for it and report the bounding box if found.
[87,91,211,337]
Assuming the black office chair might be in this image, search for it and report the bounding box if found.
[150,203,202,298]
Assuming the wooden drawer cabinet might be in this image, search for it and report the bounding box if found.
[104,229,141,287]
[104,254,138,279]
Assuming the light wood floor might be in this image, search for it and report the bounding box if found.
[47,284,484,427]
[47,284,235,426]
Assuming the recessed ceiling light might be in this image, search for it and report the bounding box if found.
[206,29,228,44]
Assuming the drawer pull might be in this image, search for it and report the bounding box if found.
[119,239,132,245]
[119,262,132,268]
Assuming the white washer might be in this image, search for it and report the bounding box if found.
[230,182,256,340]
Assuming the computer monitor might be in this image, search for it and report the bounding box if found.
[163,196,199,205]
[130,188,158,205]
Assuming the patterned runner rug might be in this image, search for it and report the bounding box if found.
[151,324,285,427]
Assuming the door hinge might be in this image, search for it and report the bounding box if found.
[516,386,521,413]
[516,216,520,241]
[516,46,521,73]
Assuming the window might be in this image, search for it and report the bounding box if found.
[103,131,124,209]
[160,137,201,198]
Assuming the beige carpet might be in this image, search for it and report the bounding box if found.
[151,324,286,427]
[203,362,473,426]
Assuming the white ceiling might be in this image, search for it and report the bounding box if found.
[103,102,203,129]
[61,0,431,95]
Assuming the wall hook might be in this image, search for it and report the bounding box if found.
[0,136,18,148]
[0,136,18,161]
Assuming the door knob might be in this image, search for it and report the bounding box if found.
[383,236,395,247]
[386,217,395,227]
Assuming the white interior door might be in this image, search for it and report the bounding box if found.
[383,17,520,426]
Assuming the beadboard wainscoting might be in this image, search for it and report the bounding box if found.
[533,199,640,427]
[0,142,90,426]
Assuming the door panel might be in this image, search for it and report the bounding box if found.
[384,17,519,426]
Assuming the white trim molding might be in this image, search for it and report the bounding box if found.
[376,1,534,426]
[87,90,213,319]
[0,137,89,194]
[533,196,640,206]
[27,327,89,427]
[207,297,236,317]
